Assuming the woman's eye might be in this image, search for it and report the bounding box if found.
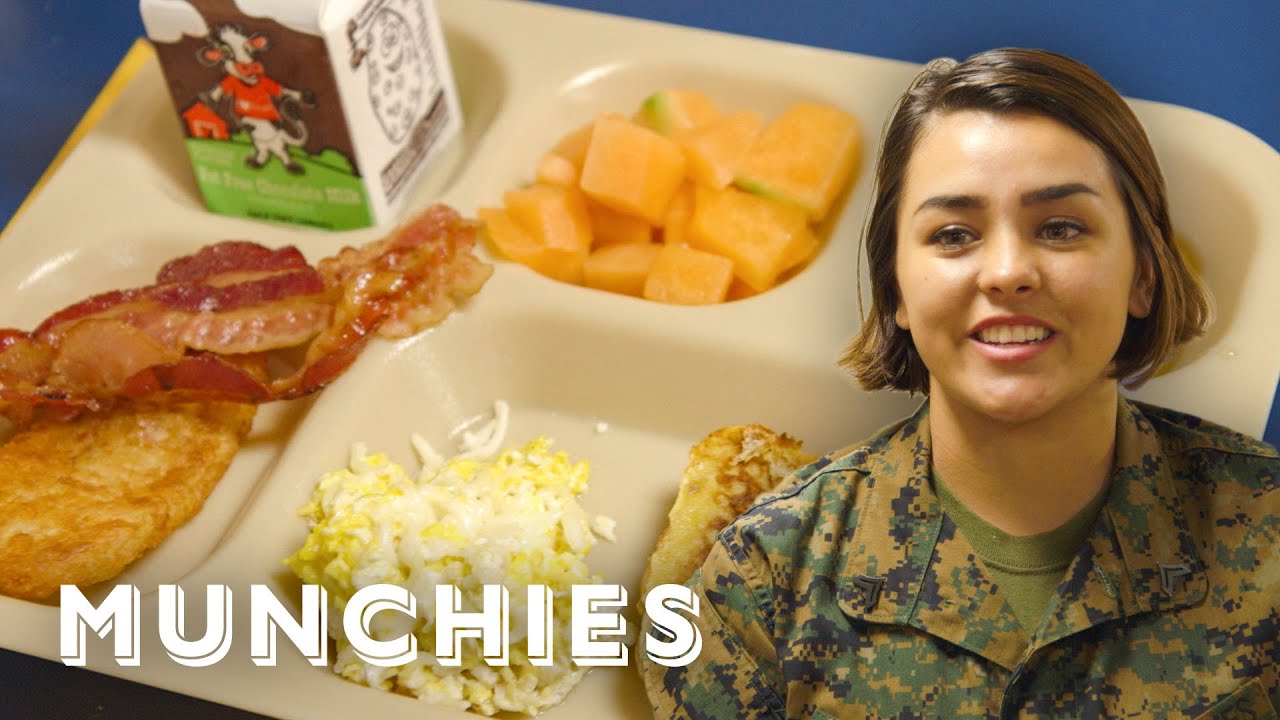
[1039,219,1085,243]
[930,226,973,249]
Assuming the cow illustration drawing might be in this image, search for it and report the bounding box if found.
[197,25,315,174]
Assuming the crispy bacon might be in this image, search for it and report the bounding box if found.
[0,204,491,425]
[155,241,310,284]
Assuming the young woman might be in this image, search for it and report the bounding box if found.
[641,48,1278,719]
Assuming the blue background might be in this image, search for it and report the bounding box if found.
[0,2,1277,717]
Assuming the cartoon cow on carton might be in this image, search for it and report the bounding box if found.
[197,24,315,174]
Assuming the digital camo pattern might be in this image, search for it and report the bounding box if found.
[641,399,1279,719]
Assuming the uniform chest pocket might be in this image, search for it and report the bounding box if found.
[1193,678,1278,720]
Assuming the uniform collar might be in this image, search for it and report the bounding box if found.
[835,398,1206,671]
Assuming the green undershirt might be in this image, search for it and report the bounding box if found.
[932,471,1108,637]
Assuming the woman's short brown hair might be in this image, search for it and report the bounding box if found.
[840,48,1210,393]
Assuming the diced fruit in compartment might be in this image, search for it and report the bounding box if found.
[678,110,764,189]
[643,244,734,305]
[661,182,695,246]
[536,152,579,187]
[587,202,653,247]
[579,113,687,225]
[481,89,860,303]
[734,101,860,222]
[636,89,723,136]
[690,185,816,292]
[583,242,663,297]
[552,122,594,169]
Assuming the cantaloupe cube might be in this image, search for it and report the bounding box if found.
[636,89,723,136]
[502,184,592,283]
[661,182,695,246]
[579,113,687,226]
[726,278,759,302]
[734,100,860,222]
[479,206,585,284]
[587,201,653,247]
[536,152,579,187]
[552,122,594,169]
[642,244,734,305]
[689,185,815,292]
[583,242,663,297]
[679,110,764,189]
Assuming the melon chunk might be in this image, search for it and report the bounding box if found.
[661,182,695,246]
[583,242,663,297]
[678,110,764,189]
[636,89,722,136]
[690,185,815,292]
[642,244,734,305]
[587,201,653,247]
[536,152,579,187]
[580,113,687,226]
[552,122,594,169]
[734,101,860,222]
[480,206,584,283]
[501,184,592,283]
[727,278,760,302]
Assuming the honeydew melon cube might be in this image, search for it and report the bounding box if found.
[579,113,687,225]
[642,244,734,305]
[690,185,815,292]
[678,110,764,189]
[583,242,663,297]
[636,89,723,136]
[734,100,860,222]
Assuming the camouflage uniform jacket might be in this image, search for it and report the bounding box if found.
[642,399,1279,719]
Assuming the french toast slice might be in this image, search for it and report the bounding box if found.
[641,424,814,597]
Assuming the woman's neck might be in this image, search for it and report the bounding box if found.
[928,383,1119,536]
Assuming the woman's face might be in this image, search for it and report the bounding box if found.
[894,110,1152,425]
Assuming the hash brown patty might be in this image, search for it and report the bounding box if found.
[0,401,256,601]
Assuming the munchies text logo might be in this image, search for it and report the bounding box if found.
[59,583,702,668]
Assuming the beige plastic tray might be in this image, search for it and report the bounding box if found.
[1,1,1277,718]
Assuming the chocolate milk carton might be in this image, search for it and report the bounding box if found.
[139,0,462,230]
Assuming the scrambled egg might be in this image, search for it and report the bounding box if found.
[285,405,613,716]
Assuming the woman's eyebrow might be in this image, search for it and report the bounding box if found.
[913,194,984,215]
[1020,182,1099,205]
[912,183,1099,216]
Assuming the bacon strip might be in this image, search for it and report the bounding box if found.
[0,204,491,425]
[156,240,310,284]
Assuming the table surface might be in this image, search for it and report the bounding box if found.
[1,2,1278,717]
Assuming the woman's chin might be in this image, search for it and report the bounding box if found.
[948,378,1058,426]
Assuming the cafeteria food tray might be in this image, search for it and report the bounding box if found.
[1,1,1278,718]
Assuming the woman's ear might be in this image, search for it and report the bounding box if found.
[1128,246,1156,318]
[895,301,910,330]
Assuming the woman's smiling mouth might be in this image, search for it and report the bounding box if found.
[967,317,1058,360]
[974,324,1054,345]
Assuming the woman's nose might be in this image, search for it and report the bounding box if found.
[977,230,1040,295]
